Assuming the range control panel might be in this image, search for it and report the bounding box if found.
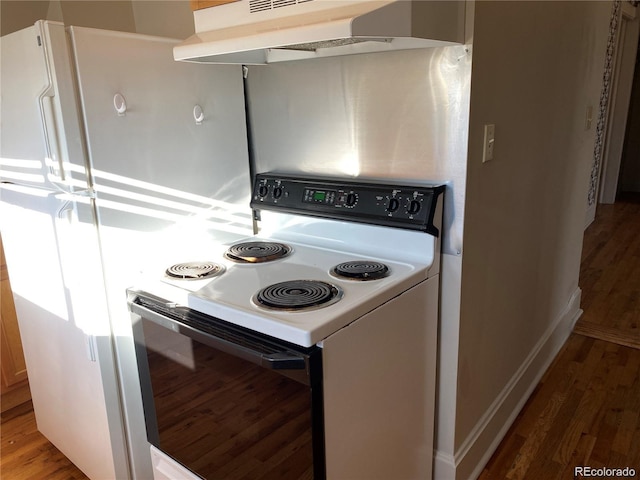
[250,173,445,236]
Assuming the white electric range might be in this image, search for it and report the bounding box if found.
[127,173,444,480]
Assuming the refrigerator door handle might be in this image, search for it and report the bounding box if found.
[36,21,69,189]
[84,334,98,362]
[39,94,64,182]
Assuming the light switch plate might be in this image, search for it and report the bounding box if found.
[483,124,495,163]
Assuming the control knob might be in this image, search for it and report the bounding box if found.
[346,193,357,207]
[258,185,269,198]
[273,186,283,199]
[387,198,400,213]
[408,200,421,215]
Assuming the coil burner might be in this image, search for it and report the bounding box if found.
[224,241,292,263]
[165,262,225,280]
[331,261,390,281]
[254,280,343,311]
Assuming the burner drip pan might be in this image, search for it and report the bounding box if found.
[331,261,390,281]
[165,262,225,280]
[225,241,291,263]
[254,280,342,311]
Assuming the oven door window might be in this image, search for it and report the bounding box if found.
[137,316,320,480]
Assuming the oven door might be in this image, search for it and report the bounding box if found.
[128,291,325,480]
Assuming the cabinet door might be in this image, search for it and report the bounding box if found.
[0,235,30,410]
[190,0,238,11]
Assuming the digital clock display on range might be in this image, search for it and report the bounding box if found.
[303,188,336,205]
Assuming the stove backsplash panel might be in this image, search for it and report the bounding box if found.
[245,46,471,255]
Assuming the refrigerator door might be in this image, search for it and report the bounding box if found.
[1,21,129,480]
[69,25,253,240]
[0,184,128,480]
[0,21,89,192]
[66,26,254,479]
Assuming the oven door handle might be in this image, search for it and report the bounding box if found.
[129,300,308,371]
[261,352,307,369]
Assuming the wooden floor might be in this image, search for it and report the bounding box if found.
[0,400,88,479]
[480,193,640,479]
[574,193,640,349]
[1,196,639,480]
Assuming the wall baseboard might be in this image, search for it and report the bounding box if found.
[585,203,597,230]
[434,288,582,480]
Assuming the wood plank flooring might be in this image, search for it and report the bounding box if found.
[1,195,638,480]
[575,193,640,348]
[0,401,88,479]
[480,194,640,479]
[478,335,640,479]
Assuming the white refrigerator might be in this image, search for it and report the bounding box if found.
[0,20,253,479]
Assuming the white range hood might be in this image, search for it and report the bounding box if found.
[174,0,465,64]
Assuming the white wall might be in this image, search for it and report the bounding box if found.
[0,0,194,38]
[131,1,194,39]
[434,2,613,478]
[1,1,51,35]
